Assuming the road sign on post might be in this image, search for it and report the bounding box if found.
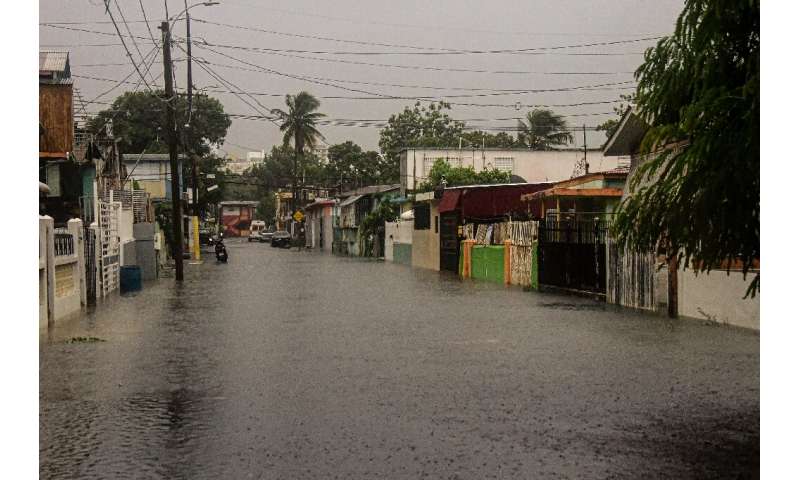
[293,210,305,223]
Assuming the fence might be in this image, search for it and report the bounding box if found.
[460,220,539,287]
[538,220,609,294]
[40,217,87,327]
[606,240,658,311]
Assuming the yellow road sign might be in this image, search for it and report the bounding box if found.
[293,210,305,223]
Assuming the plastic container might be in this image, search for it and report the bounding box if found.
[120,265,142,293]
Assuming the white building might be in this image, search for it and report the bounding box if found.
[223,150,265,175]
[399,147,629,194]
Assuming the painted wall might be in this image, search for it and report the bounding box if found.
[402,149,625,193]
[411,200,440,271]
[384,219,413,262]
[678,269,760,330]
[470,246,506,284]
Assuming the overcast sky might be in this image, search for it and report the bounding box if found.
[39,0,684,159]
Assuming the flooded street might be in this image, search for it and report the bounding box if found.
[40,239,759,479]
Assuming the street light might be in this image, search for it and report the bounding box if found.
[172,1,220,262]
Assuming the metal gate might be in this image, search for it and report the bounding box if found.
[99,200,121,296]
[607,240,657,311]
[538,219,608,294]
[439,212,461,273]
[83,225,97,304]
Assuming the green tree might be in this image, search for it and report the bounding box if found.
[596,94,635,139]
[378,102,465,182]
[270,92,325,208]
[516,109,573,150]
[418,159,511,191]
[460,131,518,149]
[324,141,396,189]
[613,0,759,296]
[88,90,231,155]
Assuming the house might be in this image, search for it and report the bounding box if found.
[304,198,336,251]
[121,153,184,201]
[39,50,78,222]
[219,200,258,237]
[399,147,627,195]
[334,184,401,256]
[603,107,759,330]
[520,168,629,221]
[438,183,552,273]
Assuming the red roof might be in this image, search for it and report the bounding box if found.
[439,183,551,219]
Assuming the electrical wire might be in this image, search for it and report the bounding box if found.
[191,18,662,54]
[100,1,154,91]
[189,38,636,76]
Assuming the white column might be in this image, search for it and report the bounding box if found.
[68,218,86,307]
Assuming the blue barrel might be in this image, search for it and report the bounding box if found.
[120,266,142,293]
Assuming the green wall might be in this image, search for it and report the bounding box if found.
[393,243,412,266]
[471,246,505,284]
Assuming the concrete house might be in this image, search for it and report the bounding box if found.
[520,168,629,221]
[304,199,336,251]
[334,184,401,256]
[399,147,627,195]
[121,153,185,201]
[603,108,759,329]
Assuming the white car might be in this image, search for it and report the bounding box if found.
[248,220,266,242]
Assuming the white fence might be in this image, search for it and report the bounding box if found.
[39,217,87,328]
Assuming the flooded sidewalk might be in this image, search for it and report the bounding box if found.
[40,240,759,479]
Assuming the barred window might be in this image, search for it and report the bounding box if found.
[493,157,514,173]
[414,204,431,230]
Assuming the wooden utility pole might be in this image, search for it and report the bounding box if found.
[185,4,201,261]
[583,124,589,175]
[161,21,184,281]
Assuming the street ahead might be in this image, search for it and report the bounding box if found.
[40,239,759,479]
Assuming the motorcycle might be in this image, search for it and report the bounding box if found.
[215,237,228,263]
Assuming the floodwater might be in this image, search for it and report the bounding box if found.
[40,239,759,479]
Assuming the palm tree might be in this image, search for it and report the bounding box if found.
[516,109,573,150]
[270,91,325,211]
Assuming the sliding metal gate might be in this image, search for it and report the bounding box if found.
[538,219,608,294]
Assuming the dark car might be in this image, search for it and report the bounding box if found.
[258,228,275,243]
[271,230,291,248]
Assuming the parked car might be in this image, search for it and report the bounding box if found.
[271,230,291,248]
[258,229,274,243]
[248,220,266,242]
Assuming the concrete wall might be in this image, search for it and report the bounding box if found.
[40,217,85,328]
[411,201,440,271]
[678,269,760,330]
[384,219,413,263]
[402,148,625,193]
[393,243,412,266]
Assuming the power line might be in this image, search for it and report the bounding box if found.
[218,1,668,39]
[113,0,155,84]
[138,0,159,49]
[100,1,154,92]
[72,72,636,100]
[191,18,661,54]
[189,38,636,76]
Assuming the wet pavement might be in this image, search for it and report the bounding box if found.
[40,239,759,479]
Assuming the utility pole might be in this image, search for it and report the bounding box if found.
[185,1,201,261]
[161,21,184,281]
[583,124,589,175]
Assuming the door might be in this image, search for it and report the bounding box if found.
[439,212,461,273]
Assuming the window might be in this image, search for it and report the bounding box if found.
[435,215,439,234]
[493,157,514,173]
[414,204,430,230]
[423,155,462,176]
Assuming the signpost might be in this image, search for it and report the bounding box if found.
[293,210,305,223]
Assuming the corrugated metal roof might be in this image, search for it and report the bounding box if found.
[39,51,69,73]
[339,194,364,208]
[121,153,187,162]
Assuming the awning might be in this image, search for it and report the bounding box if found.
[437,189,461,213]
[339,194,363,207]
